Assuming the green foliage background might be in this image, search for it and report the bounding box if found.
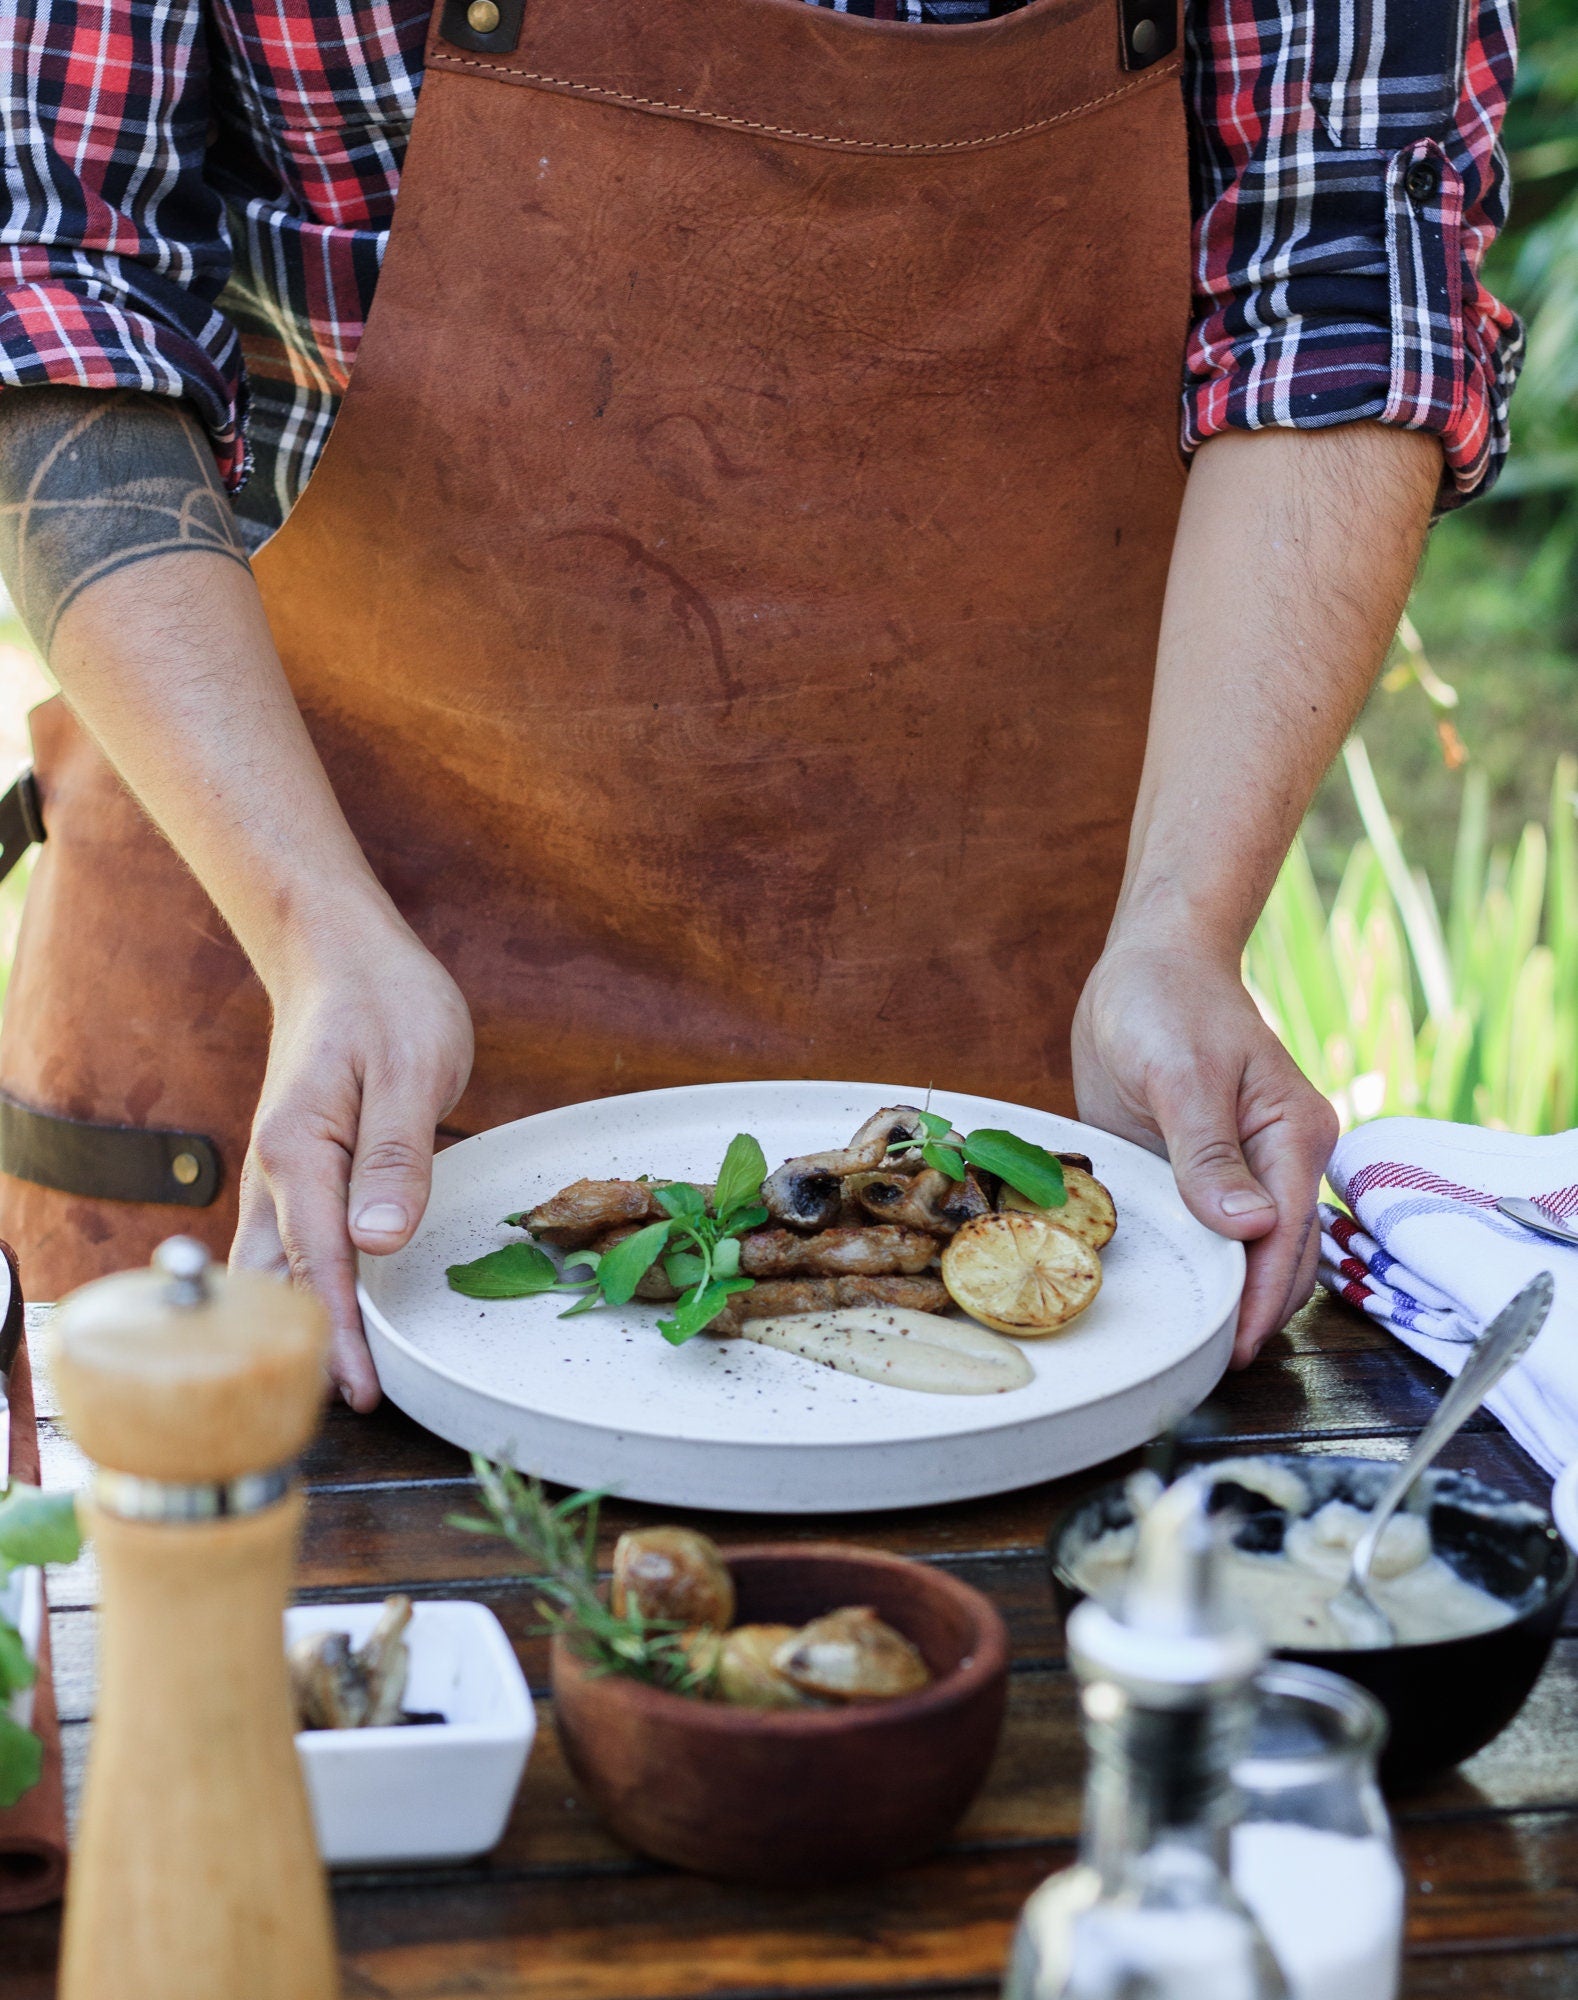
[1259,0,1578,1134]
[1302,0,1578,888]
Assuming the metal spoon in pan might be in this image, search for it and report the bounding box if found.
[1328,1270,1556,1646]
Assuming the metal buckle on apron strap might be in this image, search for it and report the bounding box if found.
[0,1094,222,1208]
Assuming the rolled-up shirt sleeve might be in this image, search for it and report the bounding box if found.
[1183,0,1523,508]
[1,0,247,487]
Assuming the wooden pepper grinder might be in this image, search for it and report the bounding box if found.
[53,1236,340,2000]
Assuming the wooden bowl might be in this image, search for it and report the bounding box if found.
[551,1543,1009,1884]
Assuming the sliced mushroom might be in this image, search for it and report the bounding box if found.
[359,1595,415,1727]
[847,1166,994,1236]
[761,1107,935,1230]
[740,1224,939,1279]
[761,1163,843,1232]
[289,1629,363,1731]
[611,1528,736,1630]
[289,1595,413,1730]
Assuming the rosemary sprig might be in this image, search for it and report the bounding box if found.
[448,1455,712,1692]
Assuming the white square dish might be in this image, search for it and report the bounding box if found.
[287,1599,534,1867]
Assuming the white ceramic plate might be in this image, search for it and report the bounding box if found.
[358,1080,1244,1513]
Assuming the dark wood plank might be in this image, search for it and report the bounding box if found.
[51,1638,1578,1875]
[325,1816,1578,1997]
[1406,1944,1578,1995]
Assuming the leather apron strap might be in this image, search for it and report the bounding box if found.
[0,0,1190,1296]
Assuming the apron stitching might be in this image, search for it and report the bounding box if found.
[424,53,1175,150]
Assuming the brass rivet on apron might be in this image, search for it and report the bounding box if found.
[171,1151,201,1188]
[1130,17,1160,56]
[466,1,501,30]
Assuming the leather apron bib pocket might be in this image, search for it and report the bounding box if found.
[0,0,1190,1298]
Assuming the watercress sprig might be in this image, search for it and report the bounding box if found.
[886,1112,1068,1208]
[444,1132,768,1345]
[0,1484,82,1808]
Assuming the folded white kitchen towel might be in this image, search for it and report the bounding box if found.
[1320,1117,1578,1475]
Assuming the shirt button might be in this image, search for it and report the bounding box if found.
[1404,160,1441,203]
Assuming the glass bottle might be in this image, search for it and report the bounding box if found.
[1230,1662,1403,2000]
[1004,1473,1289,2000]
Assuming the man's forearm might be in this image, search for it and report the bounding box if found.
[0,389,399,988]
[1112,422,1443,958]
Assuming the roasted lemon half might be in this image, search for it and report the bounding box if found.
[940,1211,1102,1337]
[999,1166,1116,1251]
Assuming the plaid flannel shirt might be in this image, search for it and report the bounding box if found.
[2,0,1521,547]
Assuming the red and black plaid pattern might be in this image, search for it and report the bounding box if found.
[1,0,1520,546]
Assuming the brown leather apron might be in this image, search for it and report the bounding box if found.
[0,0,1190,1297]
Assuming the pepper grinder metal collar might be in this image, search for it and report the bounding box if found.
[54,1237,340,2000]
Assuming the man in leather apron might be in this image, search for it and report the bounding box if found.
[0,0,1516,1404]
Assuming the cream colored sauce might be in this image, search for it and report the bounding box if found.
[739,1307,1034,1395]
[1072,1498,1515,1649]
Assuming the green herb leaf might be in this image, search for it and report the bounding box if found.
[917,1109,955,1141]
[446,1241,562,1299]
[0,1620,34,1702]
[712,1133,767,1222]
[663,1250,708,1290]
[711,1237,742,1279]
[964,1129,1068,1207]
[922,1142,966,1180]
[0,1486,81,1569]
[559,1249,602,1281]
[0,1712,43,1810]
[654,1183,707,1221]
[557,1290,607,1319]
[658,1277,755,1347]
[721,1204,768,1237]
[595,1219,675,1305]
[500,1210,530,1227]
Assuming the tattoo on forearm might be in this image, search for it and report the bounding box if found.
[0,388,249,655]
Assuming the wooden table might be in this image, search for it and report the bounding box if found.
[10,1291,1578,1997]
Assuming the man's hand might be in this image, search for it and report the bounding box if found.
[1,387,475,1409]
[231,913,474,1409]
[1077,420,1442,1360]
[1074,937,1336,1365]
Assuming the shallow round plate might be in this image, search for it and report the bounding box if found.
[358,1080,1243,1512]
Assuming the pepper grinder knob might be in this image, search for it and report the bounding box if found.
[53,1234,328,1485]
[54,1239,340,2000]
